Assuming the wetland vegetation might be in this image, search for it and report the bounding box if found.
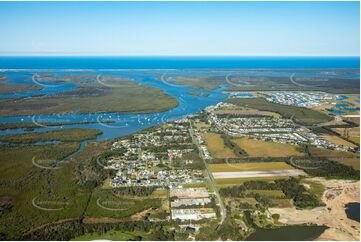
[0,74,179,117]
[0,128,102,144]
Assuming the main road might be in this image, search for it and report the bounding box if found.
[189,121,226,224]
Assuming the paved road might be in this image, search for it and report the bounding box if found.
[189,122,226,224]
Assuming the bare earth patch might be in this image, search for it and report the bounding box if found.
[269,178,360,241]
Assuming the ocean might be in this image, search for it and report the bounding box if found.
[0,56,359,69]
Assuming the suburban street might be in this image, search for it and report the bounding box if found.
[189,122,227,224]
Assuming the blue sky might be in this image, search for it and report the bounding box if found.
[0,1,359,56]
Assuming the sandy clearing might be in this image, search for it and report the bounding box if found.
[213,169,306,179]
[269,178,360,241]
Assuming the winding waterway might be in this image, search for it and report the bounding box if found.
[0,70,229,141]
[0,68,359,156]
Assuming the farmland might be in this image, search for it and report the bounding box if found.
[232,138,304,157]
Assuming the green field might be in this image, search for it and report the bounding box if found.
[0,75,178,117]
[322,134,357,148]
[349,136,360,145]
[0,128,102,144]
[302,179,325,200]
[228,97,332,125]
[232,138,304,157]
[182,182,207,188]
[209,162,294,172]
[195,122,210,129]
[245,190,285,199]
[270,198,293,208]
[202,133,238,158]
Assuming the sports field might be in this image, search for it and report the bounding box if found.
[232,138,304,157]
[209,162,293,172]
[201,133,237,158]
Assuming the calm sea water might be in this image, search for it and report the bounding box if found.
[0,56,359,69]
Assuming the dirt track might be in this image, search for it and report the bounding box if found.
[269,178,360,241]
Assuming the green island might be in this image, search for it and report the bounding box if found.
[0,74,178,117]
[225,74,360,94]
[161,70,359,94]
[187,91,201,96]
[0,78,41,94]
[166,75,223,90]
